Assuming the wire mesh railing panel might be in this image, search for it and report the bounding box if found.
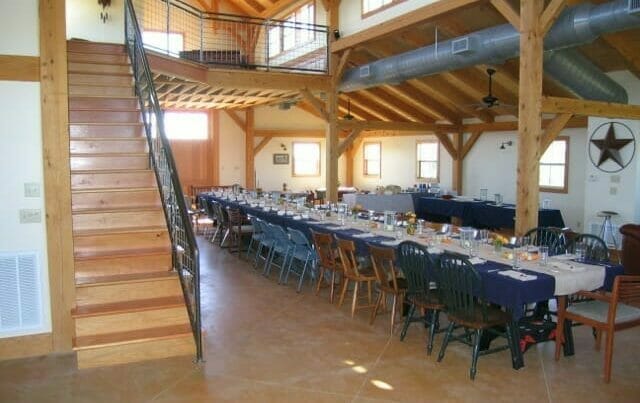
[132,0,328,73]
[125,0,203,362]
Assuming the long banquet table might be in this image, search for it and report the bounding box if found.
[416,196,565,229]
[200,193,622,369]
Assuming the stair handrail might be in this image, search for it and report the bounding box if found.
[124,0,202,362]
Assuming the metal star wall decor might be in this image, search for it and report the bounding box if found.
[588,122,636,173]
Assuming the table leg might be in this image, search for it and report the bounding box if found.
[508,319,524,370]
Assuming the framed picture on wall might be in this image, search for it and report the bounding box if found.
[273,153,289,165]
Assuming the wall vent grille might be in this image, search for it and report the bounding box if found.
[451,37,471,54]
[0,252,42,333]
[359,65,370,78]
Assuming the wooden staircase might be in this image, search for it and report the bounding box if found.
[68,40,196,368]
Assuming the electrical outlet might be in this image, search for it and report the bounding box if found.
[19,209,42,223]
[24,182,40,197]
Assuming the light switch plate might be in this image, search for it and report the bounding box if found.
[610,175,621,184]
[24,182,41,197]
[609,187,618,196]
[19,209,41,223]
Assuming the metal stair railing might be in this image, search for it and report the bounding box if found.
[124,0,202,362]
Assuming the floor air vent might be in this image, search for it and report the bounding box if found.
[0,252,43,334]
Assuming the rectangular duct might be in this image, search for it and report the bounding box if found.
[0,252,43,334]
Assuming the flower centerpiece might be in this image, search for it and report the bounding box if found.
[405,211,417,235]
[493,234,509,253]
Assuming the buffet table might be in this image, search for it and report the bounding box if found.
[342,193,420,213]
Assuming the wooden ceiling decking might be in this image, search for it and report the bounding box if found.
[151,0,640,125]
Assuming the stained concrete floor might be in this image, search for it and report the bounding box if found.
[1,237,639,402]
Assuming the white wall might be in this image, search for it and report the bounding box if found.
[66,0,125,44]
[219,112,246,186]
[0,0,50,337]
[465,128,588,231]
[339,0,437,37]
[583,71,640,234]
[352,134,453,191]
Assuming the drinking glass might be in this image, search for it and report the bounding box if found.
[512,245,521,269]
[479,229,489,244]
[575,242,585,262]
[395,227,404,240]
[542,199,551,209]
[540,246,549,266]
[480,188,488,201]
[417,219,425,235]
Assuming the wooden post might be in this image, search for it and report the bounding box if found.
[209,109,219,185]
[452,132,464,195]
[245,108,255,189]
[325,1,340,202]
[40,0,74,352]
[516,0,544,236]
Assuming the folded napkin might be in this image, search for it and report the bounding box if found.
[427,247,443,255]
[381,239,403,246]
[550,261,585,272]
[498,270,537,281]
[353,233,375,238]
[292,216,302,220]
[469,257,486,265]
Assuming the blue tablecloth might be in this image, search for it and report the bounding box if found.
[416,197,565,229]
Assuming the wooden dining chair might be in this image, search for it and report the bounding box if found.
[311,230,342,303]
[335,237,377,317]
[567,233,610,263]
[369,245,407,335]
[524,226,566,256]
[436,253,517,380]
[226,207,253,256]
[397,241,445,355]
[555,275,640,383]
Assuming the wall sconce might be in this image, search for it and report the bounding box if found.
[333,29,340,40]
[499,140,513,150]
[280,143,287,151]
[98,0,111,23]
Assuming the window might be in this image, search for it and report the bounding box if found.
[163,111,208,140]
[539,137,569,193]
[293,142,320,176]
[416,141,439,181]
[269,2,315,56]
[142,31,184,56]
[363,142,381,176]
[362,0,405,17]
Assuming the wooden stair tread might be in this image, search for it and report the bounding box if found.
[73,206,161,214]
[72,187,157,194]
[74,248,171,261]
[70,122,143,126]
[76,271,177,287]
[71,152,148,157]
[72,168,152,174]
[67,52,129,65]
[68,108,140,112]
[73,324,192,350]
[73,225,167,236]
[72,296,185,318]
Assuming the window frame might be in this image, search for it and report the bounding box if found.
[292,141,321,177]
[141,30,185,56]
[362,141,382,177]
[539,136,569,194]
[162,109,209,141]
[416,140,440,182]
[361,0,406,19]
[269,1,316,57]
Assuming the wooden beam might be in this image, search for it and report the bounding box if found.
[333,48,352,85]
[296,101,326,120]
[461,130,484,159]
[0,55,40,81]
[326,0,340,202]
[338,120,458,133]
[435,133,459,160]
[541,96,640,120]
[462,115,587,132]
[452,133,464,194]
[254,136,271,154]
[224,109,245,130]
[254,129,330,138]
[331,0,482,53]
[490,0,521,31]
[515,0,544,236]
[540,0,566,35]
[337,128,363,156]
[601,32,640,80]
[299,88,329,121]
[210,109,220,185]
[245,108,255,188]
[40,0,74,352]
[540,113,573,158]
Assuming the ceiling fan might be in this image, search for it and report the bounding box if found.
[469,68,516,111]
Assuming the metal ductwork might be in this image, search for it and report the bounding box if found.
[339,0,640,104]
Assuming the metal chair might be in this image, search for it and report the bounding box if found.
[555,275,640,383]
[335,237,376,317]
[245,216,264,261]
[397,241,445,355]
[253,220,275,270]
[262,224,292,279]
[283,228,316,292]
[437,253,518,380]
[567,233,610,263]
[524,226,566,256]
[369,245,407,335]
